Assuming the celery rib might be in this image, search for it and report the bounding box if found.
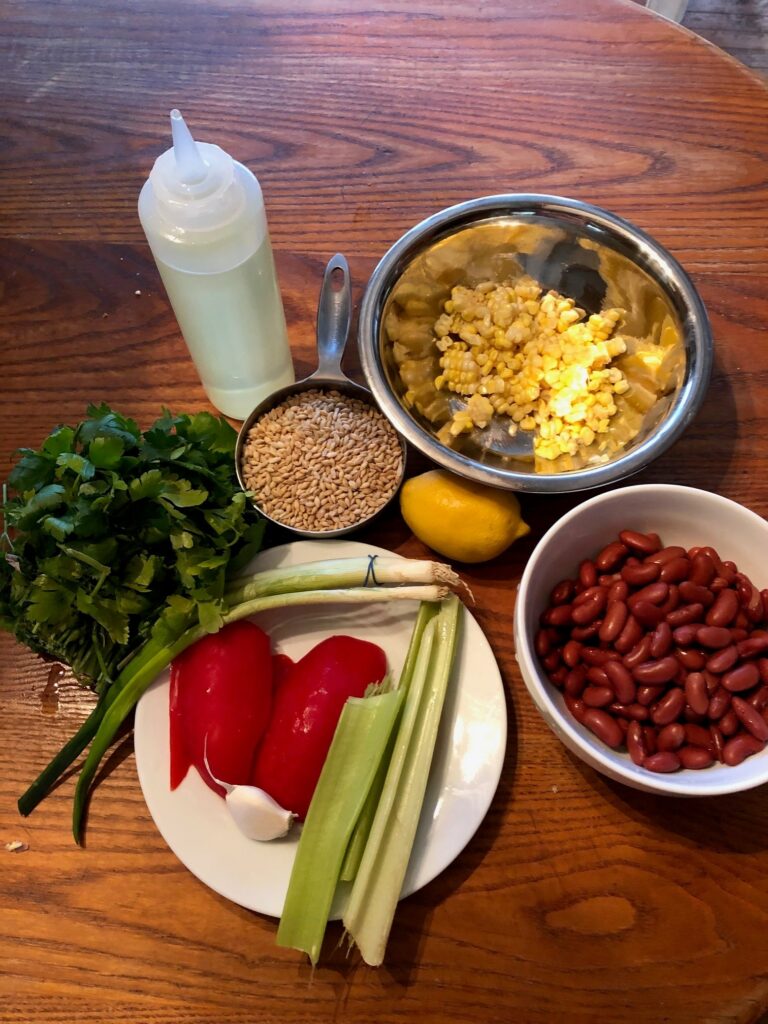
[342,595,461,966]
[276,689,404,965]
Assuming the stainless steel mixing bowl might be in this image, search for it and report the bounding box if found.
[358,194,712,493]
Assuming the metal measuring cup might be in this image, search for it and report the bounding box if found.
[234,253,407,537]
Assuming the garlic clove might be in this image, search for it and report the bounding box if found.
[225,786,296,841]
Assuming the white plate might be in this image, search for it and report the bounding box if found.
[134,540,506,918]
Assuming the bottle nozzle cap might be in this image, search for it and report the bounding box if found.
[170,109,208,185]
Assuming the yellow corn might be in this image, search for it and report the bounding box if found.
[430,276,629,461]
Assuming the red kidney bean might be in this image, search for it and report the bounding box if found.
[582,708,624,748]
[581,647,614,666]
[710,725,725,762]
[722,662,760,693]
[651,687,686,725]
[718,709,739,737]
[678,745,714,770]
[623,635,653,671]
[621,561,660,586]
[571,622,601,641]
[758,659,768,685]
[599,601,629,644]
[604,660,636,704]
[708,687,732,720]
[643,726,659,754]
[551,666,569,687]
[672,623,703,646]
[614,614,643,654]
[688,553,716,587]
[706,645,739,674]
[616,717,629,737]
[730,628,749,643]
[545,604,573,627]
[619,530,661,555]
[572,591,607,625]
[659,556,690,583]
[628,582,669,609]
[583,685,614,708]
[646,545,687,565]
[648,621,672,659]
[657,722,685,751]
[683,706,707,724]
[632,657,679,685]
[573,584,605,607]
[734,611,750,630]
[595,541,629,571]
[684,724,715,753]
[637,685,664,707]
[565,666,587,697]
[562,640,582,668]
[633,601,667,628]
[578,559,598,588]
[676,647,706,671]
[543,651,561,672]
[598,574,622,588]
[696,625,733,649]
[679,580,715,607]
[610,702,649,721]
[749,686,768,711]
[723,733,765,766]
[626,721,647,765]
[710,577,730,593]
[732,696,768,741]
[684,672,710,716]
[762,589,768,620]
[535,629,552,658]
[550,579,575,605]
[737,635,768,658]
[564,695,587,723]
[608,580,629,604]
[658,584,680,616]
[644,751,681,773]
[706,589,740,627]
[703,670,720,695]
[666,603,704,628]
[586,666,611,688]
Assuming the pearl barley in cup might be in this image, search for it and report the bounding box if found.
[240,389,404,534]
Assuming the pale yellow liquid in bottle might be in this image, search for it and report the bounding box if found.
[155,235,293,419]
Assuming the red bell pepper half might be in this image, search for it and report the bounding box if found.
[170,620,273,797]
[251,635,387,820]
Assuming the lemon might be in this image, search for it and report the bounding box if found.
[400,469,530,563]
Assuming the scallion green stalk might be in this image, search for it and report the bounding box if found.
[342,595,460,966]
[276,688,404,964]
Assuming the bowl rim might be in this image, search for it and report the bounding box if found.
[358,193,713,493]
[514,483,768,796]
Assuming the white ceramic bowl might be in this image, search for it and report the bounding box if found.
[514,484,768,796]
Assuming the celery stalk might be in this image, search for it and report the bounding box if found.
[276,689,404,964]
[339,601,437,882]
[342,595,461,966]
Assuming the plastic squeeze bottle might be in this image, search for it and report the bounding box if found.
[138,110,294,418]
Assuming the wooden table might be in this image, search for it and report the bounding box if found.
[3,1,768,1021]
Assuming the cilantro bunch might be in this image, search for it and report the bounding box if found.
[1,403,264,690]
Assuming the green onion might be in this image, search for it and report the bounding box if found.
[342,595,460,966]
[276,688,404,965]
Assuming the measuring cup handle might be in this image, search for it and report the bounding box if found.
[314,253,351,380]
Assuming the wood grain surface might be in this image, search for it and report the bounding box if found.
[3,1,768,1021]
